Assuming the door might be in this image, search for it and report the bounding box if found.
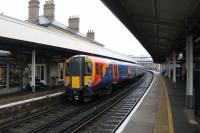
[84,61,92,86]
[36,64,46,84]
[0,64,6,88]
[113,64,118,83]
[70,57,84,89]
[195,67,200,121]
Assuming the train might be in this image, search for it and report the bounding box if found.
[64,55,145,102]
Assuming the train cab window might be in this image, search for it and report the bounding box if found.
[65,63,70,76]
[85,62,92,76]
[71,62,80,76]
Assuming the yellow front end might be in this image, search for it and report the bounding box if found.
[64,56,94,101]
[71,76,80,89]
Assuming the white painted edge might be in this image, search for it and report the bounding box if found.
[0,91,64,110]
[0,14,135,63]
[115,71,157,133]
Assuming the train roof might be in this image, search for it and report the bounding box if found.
[68,55,144,68]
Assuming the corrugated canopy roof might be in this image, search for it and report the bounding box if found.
[101,0,200,63]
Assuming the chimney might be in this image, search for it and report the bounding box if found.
[28,0,40,23]
[87,30,95,40]
[44,0,55,20]
[68,16,80,31]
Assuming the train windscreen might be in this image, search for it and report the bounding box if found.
[70,62,81,76]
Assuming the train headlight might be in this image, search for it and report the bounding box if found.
[88,80,92,87]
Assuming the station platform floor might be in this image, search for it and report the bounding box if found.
[119,72,200,133]
[0,87,64,106]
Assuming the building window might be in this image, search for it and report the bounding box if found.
[0,64,6,88]
[28,64,47,85]
[65,63,70,76]
[28,64,32,79]
[58,63,64,80]
[9,64,20,88]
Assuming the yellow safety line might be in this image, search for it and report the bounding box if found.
[163,78,174,133]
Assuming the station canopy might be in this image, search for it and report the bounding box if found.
[101,0,200,63]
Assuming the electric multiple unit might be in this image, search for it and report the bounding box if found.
[64,55,145,102]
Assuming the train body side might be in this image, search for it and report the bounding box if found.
[64,55,145,101]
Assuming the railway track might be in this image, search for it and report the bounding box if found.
[0,71,153,133]
[65,71,154,133]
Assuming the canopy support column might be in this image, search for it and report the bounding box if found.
[186,35,193,109]
[32,50,36,93]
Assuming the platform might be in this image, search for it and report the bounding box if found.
[117,71,200,133]
[0,87,64,106]
[0,87,65,125]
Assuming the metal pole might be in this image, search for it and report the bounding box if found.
[163,63,166,76]
[32,50,36,92]
[168,56,171,79]
[159,64,161,73]
[186,41,189,99]
[186,35,193,109]
[173,52,176,88]
[6,64,9,88]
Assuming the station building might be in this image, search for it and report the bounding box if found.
[0,0,106,95]
[130,56,155,70]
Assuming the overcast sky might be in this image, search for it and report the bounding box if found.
[0,0,150,57]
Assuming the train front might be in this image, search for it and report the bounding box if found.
[64,55,93,101]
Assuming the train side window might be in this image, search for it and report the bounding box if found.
[65,63,70,76]
[106,67,109,74]
[96,64,99,75]
[126,67,128,74]
[109,67,112,75]
[100,64,103,77]
[107,67,112,75]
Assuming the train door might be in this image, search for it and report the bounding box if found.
[113,64,118,83]
[70,57,84,89]
[129,65,133,79]
[100,64,103,78]
[94,63,101,84]
[135,65,138,77]
[96,63,103,79]
[133,65,136,78]
[84,61,92,87]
